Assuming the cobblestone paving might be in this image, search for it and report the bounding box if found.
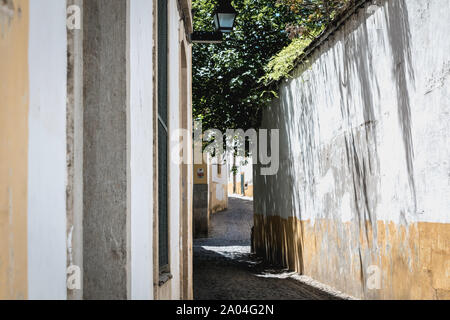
[194,196,352,300]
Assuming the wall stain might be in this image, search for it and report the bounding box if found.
[0,0,15,36]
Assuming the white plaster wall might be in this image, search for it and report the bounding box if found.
[129,0,154,300]
[228,155,253,185]
[405,0,450,224]
[167,0,181,299]
[255,0,450,225]
[28,0,67,300]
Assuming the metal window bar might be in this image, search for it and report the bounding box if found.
[158,0,169,271]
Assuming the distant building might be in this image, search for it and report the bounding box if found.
[193,156,229,239]
[228,155,254,198]
[209,160,229,214]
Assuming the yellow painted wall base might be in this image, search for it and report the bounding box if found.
[254,214,450,300]
[228,182,254,198]
[0,0,29,300]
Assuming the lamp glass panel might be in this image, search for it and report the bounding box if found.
[218,13,235,30]
[214,14,220,30]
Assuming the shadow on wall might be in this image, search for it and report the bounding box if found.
[253,0,417,298]
[384,0,416,208]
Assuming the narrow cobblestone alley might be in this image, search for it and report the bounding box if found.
[194,196,353,300]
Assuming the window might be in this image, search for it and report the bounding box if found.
[158,0,169,271]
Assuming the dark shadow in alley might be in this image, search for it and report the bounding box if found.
[193,197,347,300]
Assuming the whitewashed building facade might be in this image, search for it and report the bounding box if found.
[0,0,193,300]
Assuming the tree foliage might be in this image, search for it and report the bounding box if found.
[193,0,352,132]
[260,36,312,86]
[262,0,353,84]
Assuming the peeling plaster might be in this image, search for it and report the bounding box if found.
[425,60,450,95]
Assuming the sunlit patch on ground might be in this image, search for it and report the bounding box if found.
[199,245,251,259]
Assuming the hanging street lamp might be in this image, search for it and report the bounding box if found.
[190,0,238,43]
[213,0,238,33]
